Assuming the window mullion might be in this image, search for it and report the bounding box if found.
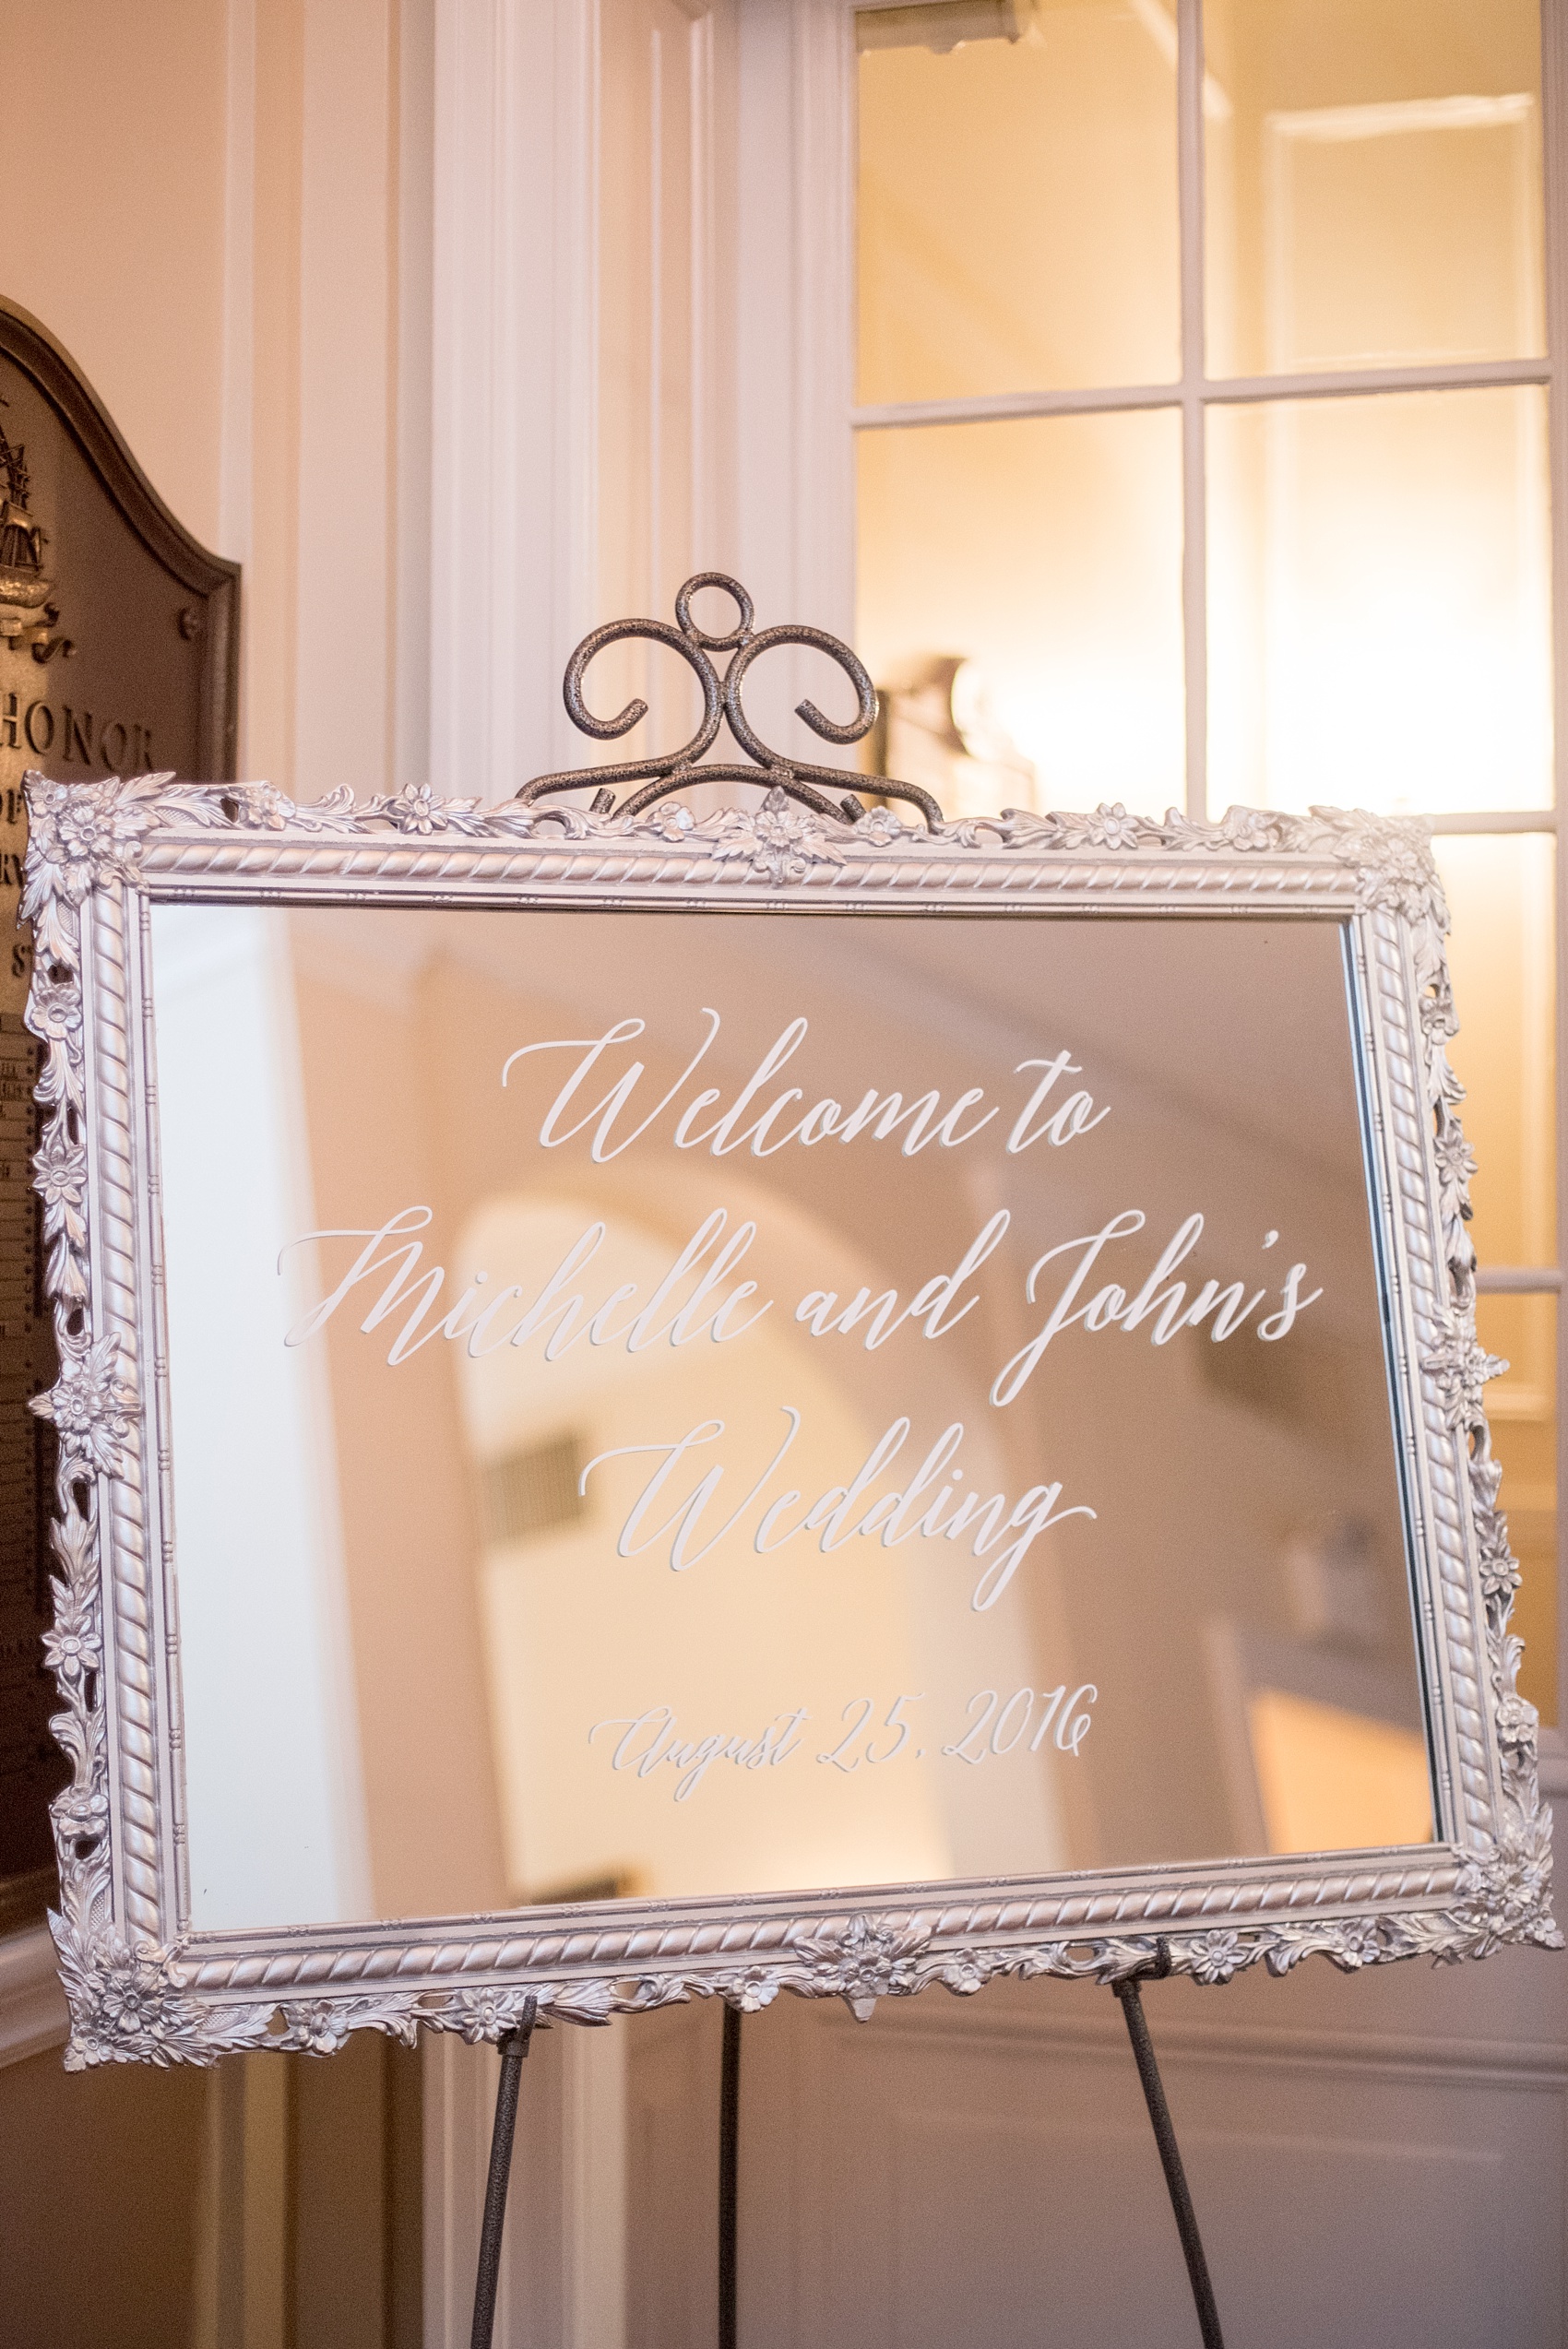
[852,357,1551,435]
[1428,812,1560,834]
[1178,0,1207,822]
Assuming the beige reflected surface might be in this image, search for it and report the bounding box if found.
[1248,1690,1432,1856]
[1477,1292,1558,1728]
[857,4,1180,403]
[149,905,1432,1934]
[1203,0,1543,379]
[1206,388,1552,814]
[858,409,1184,815]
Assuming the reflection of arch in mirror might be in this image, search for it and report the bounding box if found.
[454,1185,1071,1905]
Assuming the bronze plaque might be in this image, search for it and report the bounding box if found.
[0,296,237,1930]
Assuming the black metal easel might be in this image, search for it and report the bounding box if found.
[719,2003,742,2349]
[465,583,1226,2347]
[469,1999,537,2349]
[1112,1947,1226,2349]
[467,1956,1223,2349]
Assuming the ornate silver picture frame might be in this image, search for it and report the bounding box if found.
[22,747,1559,2069]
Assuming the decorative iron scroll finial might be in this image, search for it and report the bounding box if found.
[514,571,943,831]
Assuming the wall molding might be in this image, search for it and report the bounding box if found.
[814,1983,1568,2086]
[423,2025,627,2349]
[431,0,599,801]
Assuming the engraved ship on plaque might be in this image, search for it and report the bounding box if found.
[0,413,58,657]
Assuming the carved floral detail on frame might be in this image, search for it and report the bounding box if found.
[30,1332,137,1476]
[50,1894,274,2070]
[707,784,853,884]
[19,766,1559,2064]
[1421,1329,1510,1431]
[22,771,170,907]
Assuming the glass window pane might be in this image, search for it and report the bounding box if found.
[1206,387,1551,814]
[1476,1293,1557,1726]
[856,2,1180,404]
[1432,837,1556,1272]
[1203,0,1544,378]
[857,409,1184,815]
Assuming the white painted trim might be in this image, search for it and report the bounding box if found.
[1176,0,1206,815]
[564,2025,629,2349]
[423,2032,505,2349]
[219,0,257,576]
[736,0,856,642]
[849,357,1550,431]
[394,0,438,791]
[805,1984,1568,2085]
[430,0,600,800]
[1428,808,1559,832]
[422,2025,627,2349]
[0,1927,67,2070]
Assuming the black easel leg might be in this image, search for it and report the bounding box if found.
[719,2002,742,2349]
[469,1998,539,2349]
[1112,1972,1225,2349]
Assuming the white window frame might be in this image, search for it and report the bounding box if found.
[845,0,1568,1764]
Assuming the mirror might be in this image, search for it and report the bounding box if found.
[147,902,1431,1934]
